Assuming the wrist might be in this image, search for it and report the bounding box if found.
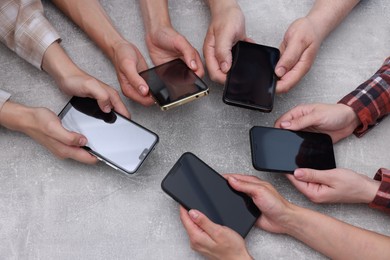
[0,101,32,133]
[207,0,241,17]
[337,103,361,131]
[140,0,171,35]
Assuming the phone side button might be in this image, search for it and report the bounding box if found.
[103,160,119,171]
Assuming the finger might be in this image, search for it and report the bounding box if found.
[102,86,131,118]
[203,34,226,84]
[47,120,88,147]
[275,59,311,93]
[187,209,221,240]
[274,105,316,131]
[224,174,264,184]
[227,176,262,199]
[274,36,307,79]
[214,32,235,74]
[120,59,150,97]
[294,168,333,185]
[174,38,205,78]
[67,146,98,164]
[81,78,112,113]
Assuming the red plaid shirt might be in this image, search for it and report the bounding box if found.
[339,57,390,213]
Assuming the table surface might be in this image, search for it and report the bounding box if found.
[1,0,389,259]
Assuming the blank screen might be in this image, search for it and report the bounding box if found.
[224,41,279,111]
[250,126,336,173]
[59,97,158,174]
[162,152,260,237]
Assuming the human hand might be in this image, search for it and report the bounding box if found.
[203,1,247,84]
[145,25,204,78]
[0,102,97,164]
[274,103,360,143]
[42,42,130,117]
[111,40,154,106]
[179,206,252,260]
[287,168,380,204]
[226,174,296,234]
[275,17,322,93]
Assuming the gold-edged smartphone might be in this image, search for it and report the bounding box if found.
[139,59,209,111]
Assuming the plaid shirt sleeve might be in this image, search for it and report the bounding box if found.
[0,89,11,115]
[369,168,390,214]
[338,57,390,137]
[0,0,60,69]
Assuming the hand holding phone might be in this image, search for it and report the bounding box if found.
[139,59,209,110]
[223,41,280,112]
[58,97,158,174]
[161,152,260,238]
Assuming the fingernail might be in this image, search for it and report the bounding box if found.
[138,85,147,95]
[276,67,286,77]
[103,105,111,113]
[221,62,229,73]
[190,60,197,70]
[189,209,199,220]
[79,137,87,146]
[294,169,305,178]
[280,121,291,128]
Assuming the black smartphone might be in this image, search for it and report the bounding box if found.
[139,59,209,111]
[58,97,159,174]
[161,152,261,238]
[223,41,280,112]
[250,126,336,173]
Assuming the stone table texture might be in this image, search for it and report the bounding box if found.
[0,0,389,259]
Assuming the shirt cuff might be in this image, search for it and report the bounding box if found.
[368,168,390,214]
[338,57,390,137]
[14,12,61,70]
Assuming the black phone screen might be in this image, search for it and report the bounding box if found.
[223,41,280,112]
[161,152,260,238]
[58,97,158,174]
[139,59,208,108]
[250,126,336,173]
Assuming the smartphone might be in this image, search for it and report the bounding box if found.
[161,152,261,238]
[58,96,159,174]
[139,59,209,111]
[223,41,280,112]
[250,126,336,173]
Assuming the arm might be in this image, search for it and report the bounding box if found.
[275,56,390,142]
[227,174,390,259]
[0,100,97,164]
[276,0,360,93]
[139,0,204,76]
[50,0,152,106]
[203,0,248,84]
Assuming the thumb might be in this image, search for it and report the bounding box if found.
[275,38,306,78]
[279,112,317,131]
[188,209,219,236]
[214,36,235,74]
[294,168,331,185]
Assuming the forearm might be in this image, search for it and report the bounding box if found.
[205,0,241,16]
[139,0,171,33]
[0,101,33,133]
[41,42,80,88]
[306,0,360,41]
[285,205,390,259]
[51,0,125,61]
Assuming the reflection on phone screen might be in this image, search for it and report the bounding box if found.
[224,41,279,111]
[250,126,336,173]
[139,59,208,107]
[59,97,158,174]
[162,152,260,237]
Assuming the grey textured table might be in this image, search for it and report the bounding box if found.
[0,0,389,259]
